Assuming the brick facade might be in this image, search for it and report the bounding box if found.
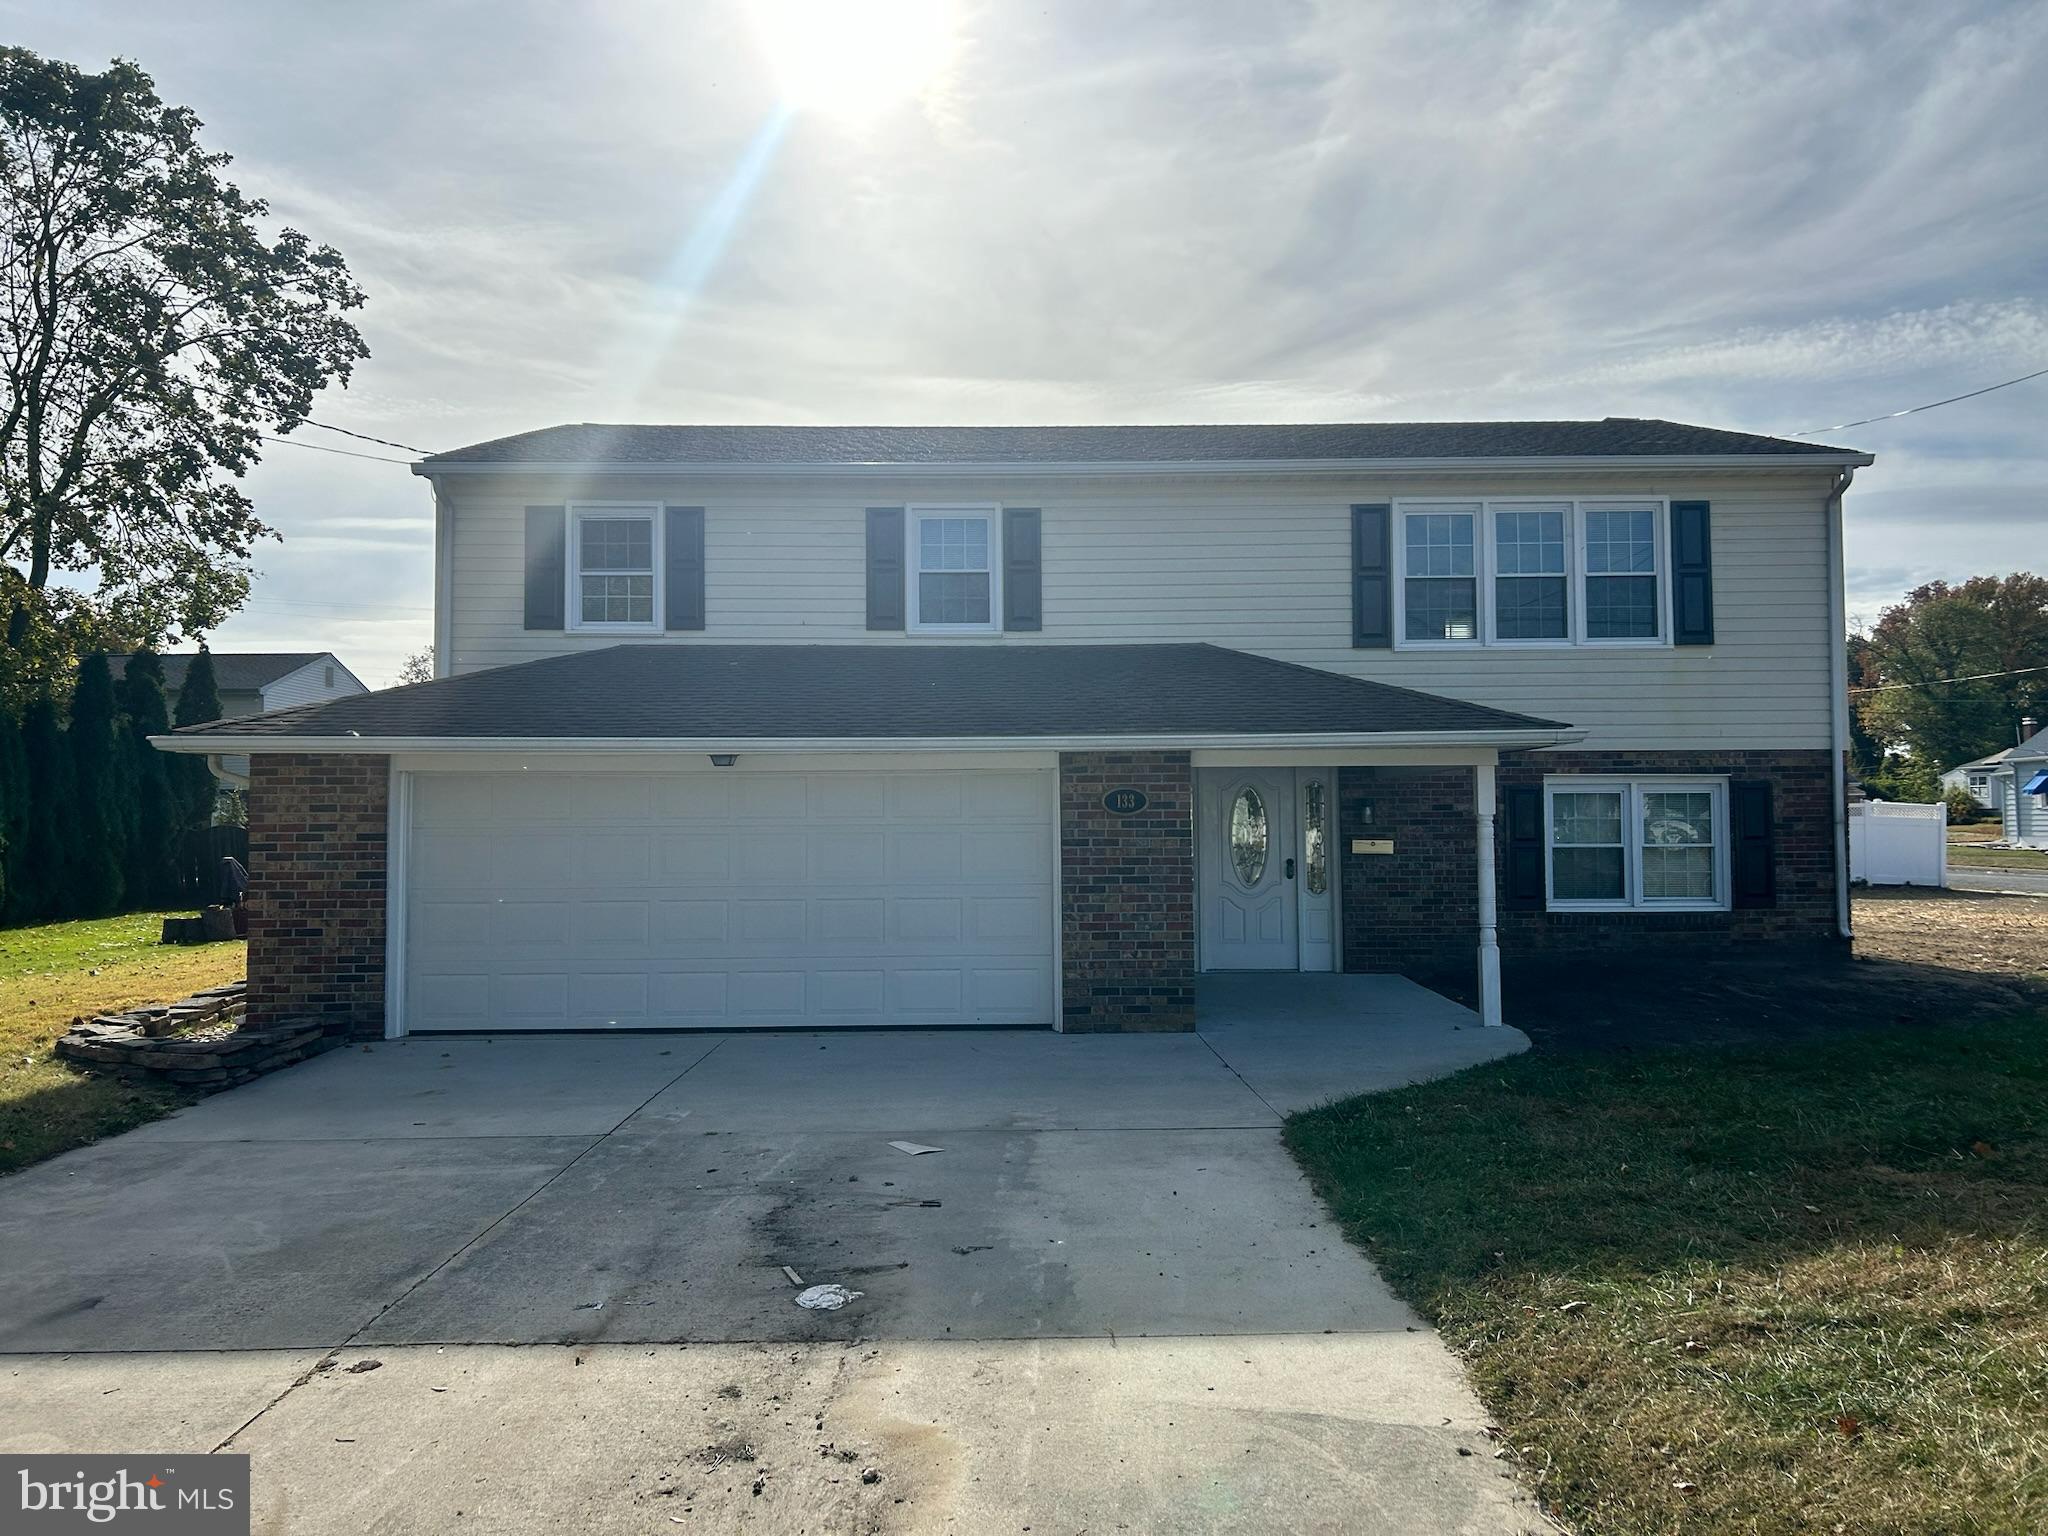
[246,754,390,1038]
[1338,766,1480,976]
[1059,751,1196,1032]
[1338,750,1843,975]
[1493,749,1842,951]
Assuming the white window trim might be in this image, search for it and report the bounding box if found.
[567,502,663,633]
[906,503,1003,635]
[1391,499,1673,650]
[1543,776,1730,913]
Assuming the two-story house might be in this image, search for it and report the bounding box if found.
[160,420,1872,1038]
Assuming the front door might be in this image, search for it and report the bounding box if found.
[1199,770,1297,969]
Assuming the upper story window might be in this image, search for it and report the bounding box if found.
[571,505,659,630]
[908,505,1001,633]
[1396,500,1667,648]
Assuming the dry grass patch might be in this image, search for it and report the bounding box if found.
[1287,1015,2048,1535]
[0,912,245,1173]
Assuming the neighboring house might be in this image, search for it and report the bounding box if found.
[158,419,1872,1039]
[1987,724,2048,848]
[118,651,368,788]
[1939,749,2010,816]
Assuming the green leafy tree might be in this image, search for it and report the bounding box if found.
[67,652,124,914]
[1855,574,2048,774]
[0,48,368,698]
[117,648,178,906]
[16,695,73,918]
[0,704,24,920]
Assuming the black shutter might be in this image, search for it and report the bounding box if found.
[1003,507,1042,631]
[866,506,905,631]
[1352,503,1392,648]
[1503,782,1545,909]
[1671,500,1714,646]
[664,506,705,631]
[524,505,566,630]
[1731,779,1776,908]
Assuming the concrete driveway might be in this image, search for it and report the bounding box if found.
[2,976,1543,1534]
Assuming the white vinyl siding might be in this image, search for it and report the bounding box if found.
[257,656,367,711]
[439,470,1840,751]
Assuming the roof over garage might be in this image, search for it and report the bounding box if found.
[156,643,1576,751]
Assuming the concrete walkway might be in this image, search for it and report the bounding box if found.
[1,975,1542,1534]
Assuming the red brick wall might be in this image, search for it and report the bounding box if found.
[246,754,389,1038]
[1493,749,1842,951]
[1338,766,1480,975]
[1059,751,1195,1032]
[1339,751,1842,972]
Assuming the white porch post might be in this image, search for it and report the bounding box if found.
[1474,762,1503,1027]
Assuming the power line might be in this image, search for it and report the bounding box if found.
[1849,662,2048,695]
[1792,365,2048,435]
[302,419,437,455]
[258,433,414,465]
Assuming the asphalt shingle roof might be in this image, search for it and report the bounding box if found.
[421,420,1866,467]
[169,644,1569,743]
[112,652,328,695]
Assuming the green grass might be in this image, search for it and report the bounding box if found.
[0,912,245,1174]
[1949,844,2048,872]
[1286,1016,2048,1535]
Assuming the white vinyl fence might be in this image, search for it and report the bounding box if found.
[1848,800,1949,887]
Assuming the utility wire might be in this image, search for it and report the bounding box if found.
[1793,365,2048,435]
[258,433,415,465]
[302,418,438,455]
[1849,662,2048,695]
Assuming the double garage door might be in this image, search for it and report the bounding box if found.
[404,767,1055,1030]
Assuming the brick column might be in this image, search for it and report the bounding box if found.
[1059,751,1195,1032]
[245,754,390,1039]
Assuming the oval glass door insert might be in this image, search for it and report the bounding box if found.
[1229,786,1269,885]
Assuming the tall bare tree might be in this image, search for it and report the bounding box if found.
[0,48,367,688]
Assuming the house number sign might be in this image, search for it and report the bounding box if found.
[1101,787,1149,816]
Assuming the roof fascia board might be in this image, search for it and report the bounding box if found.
[415,453,1871,479]
[151,726,1586,755]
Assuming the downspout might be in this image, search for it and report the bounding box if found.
[1826,466,1856,940]
[206,753,251,791]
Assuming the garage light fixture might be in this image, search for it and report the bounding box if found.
[709,754,738,767]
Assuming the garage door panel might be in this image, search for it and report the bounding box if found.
[574,901,651,949]
[406,769,1053,1030]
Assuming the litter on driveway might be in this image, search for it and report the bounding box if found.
[794,1284,863,1311]
[888,1141,943,1156]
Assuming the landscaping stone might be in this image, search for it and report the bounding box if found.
[53,980,344,1094]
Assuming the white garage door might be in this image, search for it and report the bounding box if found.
[403,768,1055,1030]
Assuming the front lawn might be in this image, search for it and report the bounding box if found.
[1287,1015,2048,1535]
[0,912,245,1174]
[1948,843,2048,872]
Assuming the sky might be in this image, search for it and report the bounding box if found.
[7,0,2046,685]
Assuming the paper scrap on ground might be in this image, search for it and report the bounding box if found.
[888,1141,943,1156]
[781,1265,804,1287]
[795,1284,863,1311]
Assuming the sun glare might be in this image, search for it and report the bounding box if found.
[749,0,957,123]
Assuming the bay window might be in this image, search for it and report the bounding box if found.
[1394,500,1668,646]
[1544,778,1727,910]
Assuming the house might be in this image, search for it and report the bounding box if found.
[115,651,368,720]
[120,651,368,791]
[1940,749,2011,815]
[1987,722,2048,848]
[155,419,1872,1038]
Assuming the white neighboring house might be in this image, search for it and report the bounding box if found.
[117,651,368,785]
[1940,749,2011,816]
[1987,723,2048,849]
